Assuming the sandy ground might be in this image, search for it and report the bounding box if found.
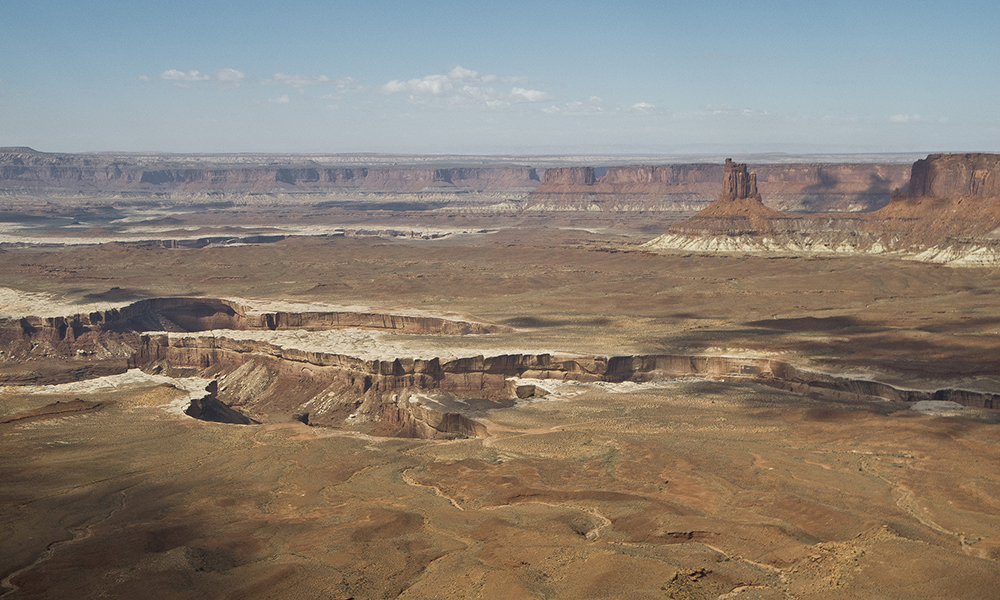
[3,210,1000,598]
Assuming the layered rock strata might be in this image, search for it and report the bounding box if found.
[646,153,1000,265]
[132,333,1000,427]
[0,147,908,212]
[5,295,998,439]
[0,148,540,198]
[526,162,909,212]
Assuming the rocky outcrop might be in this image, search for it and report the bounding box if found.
[2,297,507,350]
[872,153,1000,243]
[719,158,761,202]
[898,153,1000,200]
[668,160,785,235]
[646,154,1000,264]
[6,295,999,436]
[183,379,258,424]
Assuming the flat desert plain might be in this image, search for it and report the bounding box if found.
[3,209,1000,599]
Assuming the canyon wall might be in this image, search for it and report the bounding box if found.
[897,153,1000,200]
[526,163,909,212]
[0,148,909,212]
[4,295,999,439]
[647,153,1000,263]
[3,296,506,345]
[131,333,1000,424]
[0,148,540,198]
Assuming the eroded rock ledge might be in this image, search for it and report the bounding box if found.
[8,296,506,338]
[134,333,1000,436]
[4,295,997,439]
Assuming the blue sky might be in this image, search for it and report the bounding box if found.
[1,0,998,154]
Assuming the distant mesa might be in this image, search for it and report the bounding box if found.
[0,147,908,212]
[646,152,1000,266]
[522,160,909,213]
[896,153,1000,200]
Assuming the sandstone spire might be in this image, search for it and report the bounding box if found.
[720,158,762,202]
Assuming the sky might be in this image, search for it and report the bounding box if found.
[1,0,998,155]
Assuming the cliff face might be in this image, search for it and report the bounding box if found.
[5,295,999,439]
[719,158,761,202]
[899,153,1000,199]
[754,163,909,212]
[0,147,909,210]
[647,153,1000,263]
[872,153,1000,242]
[2,297,507,357]
[526,162,909,212]
[527,164,723,211]
[0,148,540,197]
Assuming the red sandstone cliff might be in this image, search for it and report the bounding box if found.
[526,162,909,212]
[0,148,909,211]
[649,153,1000,259]
[871,153,1000,242]
[527,164,723,211]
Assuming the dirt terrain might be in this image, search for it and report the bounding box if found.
[2,154,1000,599]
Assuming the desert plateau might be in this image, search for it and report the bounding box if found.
[2,146,1000,600]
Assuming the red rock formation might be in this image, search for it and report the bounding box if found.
[0,147,909,211]
[872,153,1000,242]
[650,153,1000,258]
[719,158,761,202]
[0,148,540,196]
[527,162,908,212]
[527,164,722,211]
[669,159,785,234]
[898,153,1000,199]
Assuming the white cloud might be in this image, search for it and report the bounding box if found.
[447,66,480,81]
[262,73,333,88]
[384,73,452,95]
[381,66,550,109]
[629,102,657,114]
[160,69,211,82]
[138,75,150,82]
[890,114,922,123]
[268,94,290,104]
[511,87,552,102]
[159,68,246,88]
[543,96,608,116]
[213,68,246,86]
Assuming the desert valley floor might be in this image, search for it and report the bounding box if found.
[3,155,1000,599]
